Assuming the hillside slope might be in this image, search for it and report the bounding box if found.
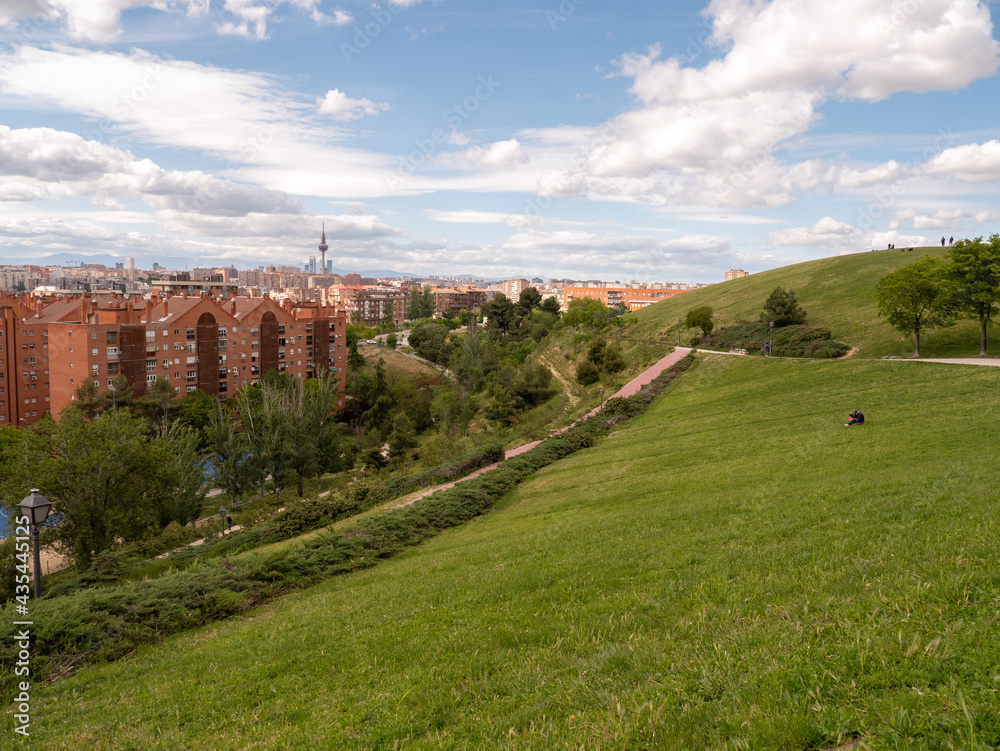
[29,355,1000,749]
[635,247,1000,358]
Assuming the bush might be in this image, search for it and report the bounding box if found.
[577,358,600,385]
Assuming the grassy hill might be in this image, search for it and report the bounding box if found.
[28,355,1000,749]
[634,247,1000,358]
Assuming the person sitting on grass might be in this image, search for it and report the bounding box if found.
[845,409,864,427]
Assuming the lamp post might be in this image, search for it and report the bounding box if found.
[599,387,605,412]
[18,489,52,599]
[677,317,682,347]
[769,320,775,357]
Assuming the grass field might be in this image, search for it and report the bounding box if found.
[25,355,1000,749]
[634,246,1000,359]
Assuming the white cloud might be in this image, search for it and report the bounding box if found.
[890,207,967,230]
[0,0,349,42]
[925,140,1000,182]
[0,46,400,198]
[768,216,929,250]
[317,89,390,121]
[0,125,304,215]
[975,210,1000,224]
[528,0,998,211]
[451,139,530,170]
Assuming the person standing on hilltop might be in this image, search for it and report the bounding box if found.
[941,237,946,247]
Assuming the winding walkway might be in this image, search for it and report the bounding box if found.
[400,347,692,506]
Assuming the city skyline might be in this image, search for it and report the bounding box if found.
[0,1,998,283]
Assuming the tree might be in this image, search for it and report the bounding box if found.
[387,412,418,470]
[948,235,1000,356]
[576,358,600,385]
[33,408,204,568]
[407,285,435,320]
[408,322,454,365]
[685,305,715,336]
[386,333,397,350]
[102,374,134,411]
[875,257,954,357]
[481,293,518,337]
[761,287,807,327]
[142,376,177,437]
[206,402,251,508]
[517,287,542,318]
[540,296,561,316]
[361,358,394,433]
[563,298,612,330]
[72,379,101,420]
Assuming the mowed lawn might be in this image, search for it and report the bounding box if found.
[29,356,1000,749]
[635,246,1000,359]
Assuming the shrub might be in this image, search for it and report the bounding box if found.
[577,358,600,385]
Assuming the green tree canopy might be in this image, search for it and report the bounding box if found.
[685,305,715,336]
[947,235,1000,356]
[875,257,954,357]
[761,287,807,327]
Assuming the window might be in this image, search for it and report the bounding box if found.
[91,332,98,340]
[174,329,179,336]
[107,331,117,344]
[107,347,119,357]
[91,348,98,356]
[146,359,156,372]
[186,328,195,340]
[147,374,157,384]
[146,330,156,341]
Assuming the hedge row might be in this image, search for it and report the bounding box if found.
[0,352,695,702]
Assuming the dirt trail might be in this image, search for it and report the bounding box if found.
[537,354,579,411]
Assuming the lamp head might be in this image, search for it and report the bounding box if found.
[18,489,52,526]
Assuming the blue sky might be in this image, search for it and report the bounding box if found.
[0,0,998,282]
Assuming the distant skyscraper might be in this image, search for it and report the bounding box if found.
[317,224,328,275]
[326,259,333,274]
[309,256,316,274]
[125,256,136,282]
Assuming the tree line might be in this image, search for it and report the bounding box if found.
[876,236,1000,356]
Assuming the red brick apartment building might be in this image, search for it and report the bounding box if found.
[0,292,346,427]
[562,285,687,311]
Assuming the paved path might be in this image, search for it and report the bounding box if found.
[907,357,1000,367]
[403,347,692,503]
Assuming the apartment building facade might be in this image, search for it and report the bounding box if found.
[562,284,687,311]
[0,291,347,426]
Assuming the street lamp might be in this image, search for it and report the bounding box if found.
[677,317,682,347]
[769,320,775,357]
[18,489,52,599]
[599,387,605,411]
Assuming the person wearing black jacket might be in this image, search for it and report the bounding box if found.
[845,410,864,427]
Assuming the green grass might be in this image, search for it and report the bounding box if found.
[24,356,1000,749]
[636,246,1000,358]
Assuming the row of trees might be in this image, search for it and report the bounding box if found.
[876,236,1000,356]
[0,408,205,568]
[208,371,351,503]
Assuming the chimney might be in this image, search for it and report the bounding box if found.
[230,297,236,316]
[144,299,153,321]
[163,297,169,317]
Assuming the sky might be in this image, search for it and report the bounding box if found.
[0,0,998,283]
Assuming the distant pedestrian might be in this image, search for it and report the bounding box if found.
[941,237,946,247]
[764,342,770,357]
[949,236,954,245]
[845,409,865,427]
[226,515,233,531]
